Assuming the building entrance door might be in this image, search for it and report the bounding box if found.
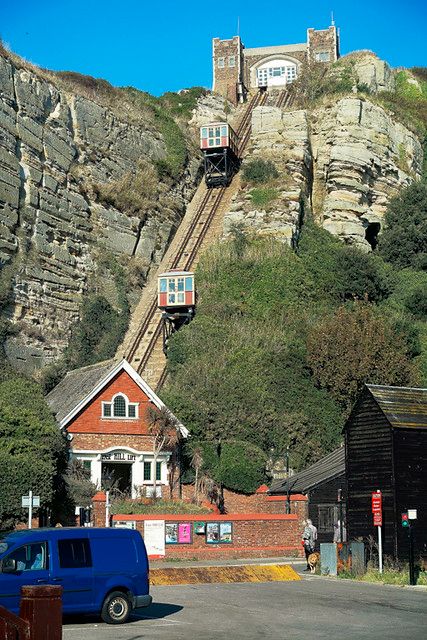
[101,462,132,494]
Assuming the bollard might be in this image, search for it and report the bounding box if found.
[20,585,62,640]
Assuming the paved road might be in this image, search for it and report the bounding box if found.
[62,575,427,639]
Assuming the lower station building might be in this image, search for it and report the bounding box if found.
[47,359,187,498]
[213,23,340,104]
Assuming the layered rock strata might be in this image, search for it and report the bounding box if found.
[0,53,198,372]
[224,105,311,245]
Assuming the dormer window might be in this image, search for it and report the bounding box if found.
[102,394,138,419]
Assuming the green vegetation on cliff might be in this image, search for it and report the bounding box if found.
[163,203,426,494]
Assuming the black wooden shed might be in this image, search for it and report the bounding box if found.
[269,447,346,544]
[345,385,427,560]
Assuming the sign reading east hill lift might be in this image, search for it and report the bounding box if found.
[101,451,136,462]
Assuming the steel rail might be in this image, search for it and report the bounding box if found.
[126,91,266,384]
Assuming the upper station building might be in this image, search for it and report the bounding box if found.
[212,24,340,104]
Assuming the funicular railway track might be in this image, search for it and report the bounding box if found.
[123,89,269,390]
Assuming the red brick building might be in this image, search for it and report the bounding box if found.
[46,359,187,498]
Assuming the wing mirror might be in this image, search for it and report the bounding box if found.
[1,558,17,573]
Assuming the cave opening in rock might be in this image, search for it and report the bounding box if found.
[365,222,381,250]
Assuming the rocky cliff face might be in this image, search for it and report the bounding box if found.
[0,52,200,373]
[223,57,423,250]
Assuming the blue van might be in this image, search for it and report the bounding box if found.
[0,527,152,624]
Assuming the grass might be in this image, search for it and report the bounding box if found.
[338,567,427,586]
[250,187,279,209]
[110,499,212,515]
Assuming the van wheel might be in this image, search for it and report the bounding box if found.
[101,591,132,624]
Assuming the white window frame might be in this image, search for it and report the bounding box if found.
[218,57,225,69]
[102,393,139,419]
[228,55,236,68]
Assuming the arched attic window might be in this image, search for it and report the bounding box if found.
[102,394,138,419]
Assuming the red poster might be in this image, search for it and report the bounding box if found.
[373,512,382,527]
[372,491,382,513]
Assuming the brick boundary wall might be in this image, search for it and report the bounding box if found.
[111,512,304,560]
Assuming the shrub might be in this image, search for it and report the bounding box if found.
[250,187,278,209]
[242,159,278,184]
[378,182,427,271]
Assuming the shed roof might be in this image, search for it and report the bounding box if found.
[269,446,345,495]
[367,385,427,429]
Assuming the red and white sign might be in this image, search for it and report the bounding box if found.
[372,491,382,513]
[372,491,382,526]
[373,512,383,526]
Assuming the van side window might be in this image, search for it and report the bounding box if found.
[58,539,92,569]
[4,543,48,572]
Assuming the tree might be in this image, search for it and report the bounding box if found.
[0,376,66,527]
[378,182,427,271]
[147,406,181,499]
[306,302,416,413]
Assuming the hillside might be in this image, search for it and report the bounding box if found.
[0,44,208,377]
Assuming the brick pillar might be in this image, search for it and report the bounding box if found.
[20,585,62,640]
[92,491,107,527]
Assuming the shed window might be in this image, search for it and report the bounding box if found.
[128,404,136,418]
[218,57,225,68]
[102,403,112,417]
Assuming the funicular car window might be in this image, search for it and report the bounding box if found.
[185,277,193,291]
[159,278,167,292]
[58,538,92,569]
[221,126,227,136]
[177,278,184,291]
[168,279,175,292]
[201,128,208,139]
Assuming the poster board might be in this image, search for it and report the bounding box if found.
[165,523,178,544]
[206,522,220,544]
[178,523,192,544]
[144,520,165,556]
[219,522,233,543]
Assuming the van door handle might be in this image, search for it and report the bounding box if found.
[52,577,63,582]
[36,579,47,584]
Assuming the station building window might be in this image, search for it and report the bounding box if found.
[315,51,330,62]
[218,57,225,68]
[256,60,297,87]
[143,461,163,482]
[228,56,236,67]
[102,393,138,419]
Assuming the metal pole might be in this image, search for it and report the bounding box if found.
[378,525,383,574]
[409,525,415,586]
[286,447,291,514]
[105,491,110,528]
[338,489,343,542]
[28,490,33,529]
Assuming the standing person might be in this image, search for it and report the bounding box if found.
[333,520,347,543]
[302,519,317,571]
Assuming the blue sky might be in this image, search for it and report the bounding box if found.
[1,0,426,96]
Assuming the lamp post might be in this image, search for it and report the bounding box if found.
[285,446,291,514]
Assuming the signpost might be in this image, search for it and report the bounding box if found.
[402,509,417,585]
[21,490,40,529]
[371,490,383,574]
